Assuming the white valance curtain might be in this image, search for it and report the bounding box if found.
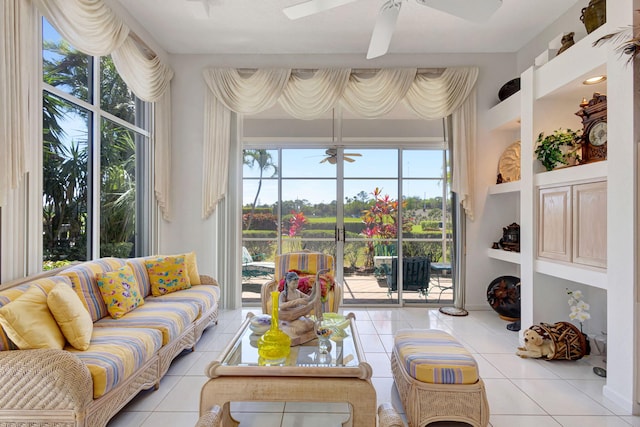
[0,0,39,207]
[32,0,175,219]
[202,67,478,219]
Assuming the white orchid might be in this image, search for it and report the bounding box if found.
[567,288,590,332]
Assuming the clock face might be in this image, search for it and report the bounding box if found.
[588,121,607,146]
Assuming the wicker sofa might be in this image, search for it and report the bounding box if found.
[0,255,220,427]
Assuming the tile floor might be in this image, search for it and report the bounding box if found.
[107,307,638,427]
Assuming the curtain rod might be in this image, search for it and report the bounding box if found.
[236,67,446,75]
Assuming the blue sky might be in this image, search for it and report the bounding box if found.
[243,148,447,206]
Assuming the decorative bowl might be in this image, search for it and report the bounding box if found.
[498,78,521,101]
[249,314,272,335]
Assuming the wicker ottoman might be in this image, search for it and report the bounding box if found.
[391,329,490,427]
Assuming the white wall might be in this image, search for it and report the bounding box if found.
[163,52,518,311]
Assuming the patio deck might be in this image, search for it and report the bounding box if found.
[242,273,454,306]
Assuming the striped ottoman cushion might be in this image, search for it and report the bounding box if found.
[394,329,479,385]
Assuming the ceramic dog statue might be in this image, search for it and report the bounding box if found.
[516,326,555,359]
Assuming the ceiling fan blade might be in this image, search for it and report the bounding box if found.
[319,157,329,163]
[344,152,362,157]
[344,157,356,163]
[366,0,402,59]
[415,0,502,22]
[283,0,358,20]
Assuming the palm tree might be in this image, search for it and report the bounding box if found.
[42,32,138,260]
[243,149,277,230]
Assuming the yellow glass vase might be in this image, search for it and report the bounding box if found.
[258,291,291,364]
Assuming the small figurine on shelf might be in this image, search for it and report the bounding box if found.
[494,222,520,252]
[556,32,575,56]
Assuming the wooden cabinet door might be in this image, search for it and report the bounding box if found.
[573,181,607,268]
[538,186,572,262]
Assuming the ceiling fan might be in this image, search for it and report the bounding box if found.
[320,148,362,164]
[283,0,503,59]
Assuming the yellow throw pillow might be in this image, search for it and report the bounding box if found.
[185,251,201,285]
[97,265,144,319]
[47,282,93,350]
[0,284,65,350]
[145,255,191,296]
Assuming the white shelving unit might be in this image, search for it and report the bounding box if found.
[483,4,637,412]
[486,248,521,265]
[488,181,521,195]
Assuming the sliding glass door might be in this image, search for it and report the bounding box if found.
[242,145,454,306]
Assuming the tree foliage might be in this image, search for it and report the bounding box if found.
[43,38,139,261]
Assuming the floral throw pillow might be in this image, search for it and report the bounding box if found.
[145,255,191,296]
[97,265,144,319]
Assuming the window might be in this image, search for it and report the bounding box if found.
[241,107,455,305]
[42,18,152,265]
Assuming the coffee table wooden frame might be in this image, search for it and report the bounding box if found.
[199,312,376,426]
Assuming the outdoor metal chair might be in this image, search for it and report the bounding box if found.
[385,256,431,294]
[241,246,275,282]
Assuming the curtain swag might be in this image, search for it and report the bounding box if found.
[201,67,478,220]
[32,0,174,219]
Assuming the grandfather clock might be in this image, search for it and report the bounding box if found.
[575,92,607,163]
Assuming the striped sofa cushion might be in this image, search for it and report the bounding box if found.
[67,327,162,398]
[60,258,126,321]
[394,329,479,385]
[126,257,153,297]
[93,300,198,345]
[145,284,219,317]
[275,252,334,283]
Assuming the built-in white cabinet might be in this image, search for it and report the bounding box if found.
[538,185,572,262]
[572,180,607,268]
[537,180,607,269]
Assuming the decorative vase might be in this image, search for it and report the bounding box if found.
[486,276,521,321]
[257,291,291,364]
[580,0,606,34]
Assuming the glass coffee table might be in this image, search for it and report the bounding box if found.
[199,312,376,426]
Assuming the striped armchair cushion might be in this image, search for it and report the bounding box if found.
[275,252,335,282]
[394,329,479,385]
[60,258,127,321]
[67,327,162,398]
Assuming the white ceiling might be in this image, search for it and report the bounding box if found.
[115,0,581,57]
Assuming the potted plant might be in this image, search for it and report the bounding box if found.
[534,128,582,171]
